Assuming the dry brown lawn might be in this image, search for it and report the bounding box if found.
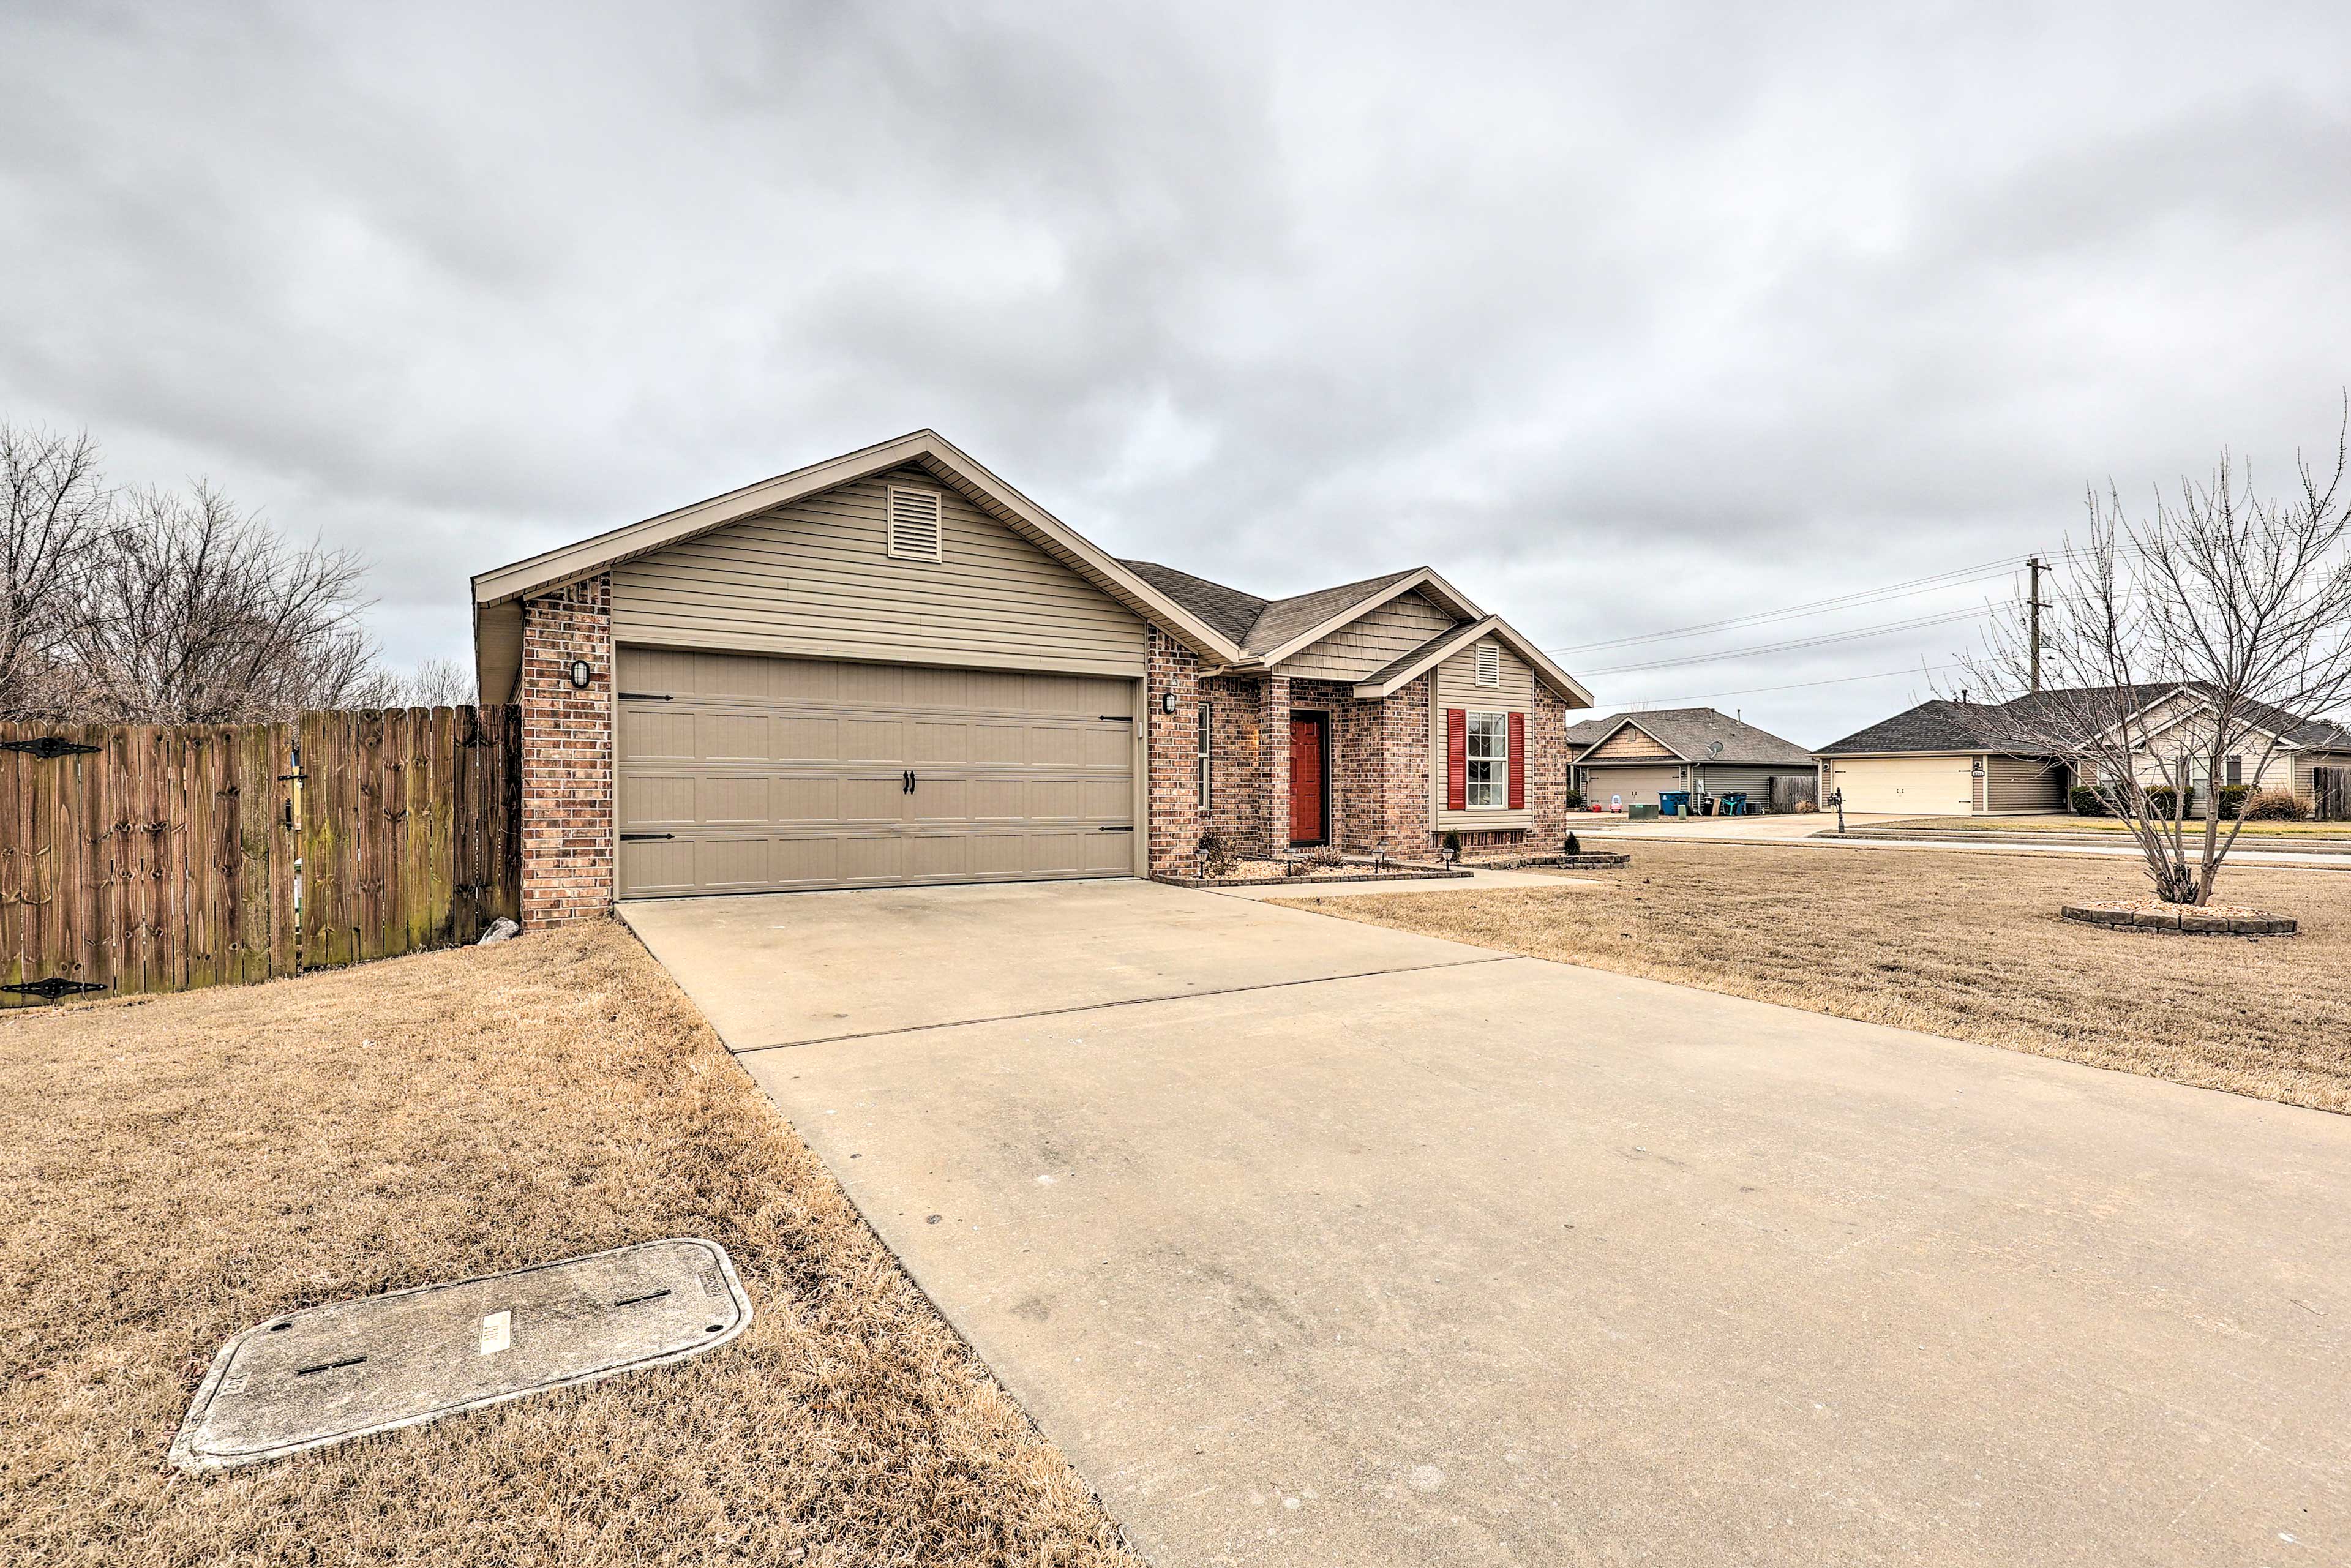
[1277,842,2351,1114]
[1,921,1132,1567]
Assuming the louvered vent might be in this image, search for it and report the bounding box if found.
[887,487,944,561]
[1475,642,1501,688]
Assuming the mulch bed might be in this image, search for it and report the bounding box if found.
[1465,851,1632,869]
[2060,898,2298,936]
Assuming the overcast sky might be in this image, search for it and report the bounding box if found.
[4,2,2348,743]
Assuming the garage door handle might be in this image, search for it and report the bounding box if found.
[902,770,915,793]
[620,832,674,841]
[617,692,673,701]
[1099,825,1133,832]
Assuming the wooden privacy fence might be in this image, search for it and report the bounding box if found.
[0,706,519,1007]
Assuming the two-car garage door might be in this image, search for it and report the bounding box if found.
[617,647,1137,897]
[1828,756,1976,815]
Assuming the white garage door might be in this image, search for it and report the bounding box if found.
[1831,757,1975,815]
[617,647,1137,896]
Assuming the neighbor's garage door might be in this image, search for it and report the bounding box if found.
[1829,756,1974,815]
[617,647,1136,896]
[1584,763,1686,809]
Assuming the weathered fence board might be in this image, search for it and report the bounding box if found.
[0,706,519,1006]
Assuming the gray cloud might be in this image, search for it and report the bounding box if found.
[3,0,2347,742]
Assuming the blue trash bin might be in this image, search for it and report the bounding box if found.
[1658,791,1691,817]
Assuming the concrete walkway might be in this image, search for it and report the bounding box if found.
[625,880,2351,1567]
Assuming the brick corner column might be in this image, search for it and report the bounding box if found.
[1382,674,1434,854]
[519,575,615,926]
[1261,673,1291,855]
[1530,686,1572,845]
[1144,625,1201,876]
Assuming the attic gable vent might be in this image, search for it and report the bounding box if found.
[886,487,945,562]
[1475,642,1501,688]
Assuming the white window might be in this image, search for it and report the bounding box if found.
[886,487,945,561]
[1197,703,1212,807]
[1466,711,1509,808]
[1474,642,1501,689]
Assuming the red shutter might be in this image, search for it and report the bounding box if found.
[1445,708,1466,810]
[1508,711,1526,809]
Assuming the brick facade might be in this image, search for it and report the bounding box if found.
[519,576,615,926]
[1144,626,1202,876]
[511,600,1573,896]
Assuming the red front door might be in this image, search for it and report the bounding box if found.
[1289,714,1326,845]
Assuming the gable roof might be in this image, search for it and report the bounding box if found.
[1572,708,1815,768]
[1816,681,2351,757]
[473,429,1591,704]
[471,429,1244,662]
[1349,615,1595,707]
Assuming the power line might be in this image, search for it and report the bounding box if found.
[1579,605,1993,675]
[1607,661,1968,707]
[1547,557,2027,655]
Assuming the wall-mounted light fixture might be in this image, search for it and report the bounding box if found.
[568,659,593,690]
[1160,689,1178,715]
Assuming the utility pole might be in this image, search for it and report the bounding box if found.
[2026,556,2049,692]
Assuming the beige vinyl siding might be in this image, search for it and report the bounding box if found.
[1984,755,2066,813]
[1690,763,1803,803]
[476,599,524,705]
[1584,725,1676,761]
[1430,636,1535,831]
[612,466,1147,677]
[1278,591,1458,681]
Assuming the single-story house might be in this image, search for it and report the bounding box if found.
[1814,683,2351,816]
[1567,707,1817,812]
[471,429,1594,923]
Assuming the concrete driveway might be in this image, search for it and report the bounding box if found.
[623,880,2351,1567]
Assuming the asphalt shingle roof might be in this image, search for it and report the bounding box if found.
[1816,683,2351,756]
[1117,561,1432,658]
[1574,707,1815,767]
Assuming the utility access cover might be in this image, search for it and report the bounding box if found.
[170,1237,752,1472]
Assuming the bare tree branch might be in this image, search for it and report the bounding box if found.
[1957,404,2351,904]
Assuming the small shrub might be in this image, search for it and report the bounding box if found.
[1564,831,1581,855]
[1195,831,1234,876]
[1564,789,1585,810]
[1441,830,1462,860]
[2243,789,2306,821]
[2216,783,2252,819]
[2068,786,2109,817]
[2143,784,2192,819]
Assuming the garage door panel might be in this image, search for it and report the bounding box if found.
[621,838,698,897]
[621,773,699,828]
[773,776,842,825]
[776,715,838,762]
[622,708,697,762]
[696,837,772,889]
[702,710,771,762]
[701,775,770,825]
[909,720,971,764]
[973,722,1028,766]
[618,649,1135,896]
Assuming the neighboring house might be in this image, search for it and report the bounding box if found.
[470,430,1593,922]
[1568,708,1817,811]
[1814,683,2351,816]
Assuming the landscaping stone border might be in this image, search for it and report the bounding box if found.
[1468,851,1632,870]
[1155,867,1471,890]
[2060,904,2298,936]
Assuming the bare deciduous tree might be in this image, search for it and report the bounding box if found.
[380,656,477,708]
[1961,415,2351,905]
[0,422,108,720]
[67,481,383,724]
